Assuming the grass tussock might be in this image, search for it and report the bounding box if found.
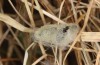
[0,0,100,65]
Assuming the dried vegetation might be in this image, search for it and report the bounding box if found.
[0,0,100,65]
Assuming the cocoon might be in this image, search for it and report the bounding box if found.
[32,24,80,49]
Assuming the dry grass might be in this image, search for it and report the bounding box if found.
[0,0,100,65]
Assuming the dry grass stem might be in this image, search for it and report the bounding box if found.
[34,0,46,25]
[22,0,35,27]
[8,0,32,27]
[81,32,100,42]
[0,13,33,32]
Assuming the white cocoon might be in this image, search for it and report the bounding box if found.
[32,24,80,50]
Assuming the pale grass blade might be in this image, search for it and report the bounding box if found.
[0,13,33,32]
[81,32,100,42]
